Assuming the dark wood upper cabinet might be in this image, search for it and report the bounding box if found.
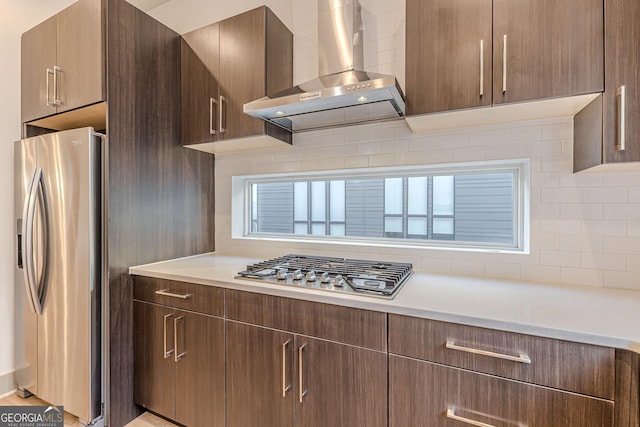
[574,0,640,171]
[21,0,104,123]
[181,6,293,152]
[406,0,603,116]
[405,0,492,115]
[493,0,603,105]
[180,23,220,146]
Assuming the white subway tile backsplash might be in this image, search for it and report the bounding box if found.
[211,2,640,292]
[582,187,628,203]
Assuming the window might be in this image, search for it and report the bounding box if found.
[234,160,529,252]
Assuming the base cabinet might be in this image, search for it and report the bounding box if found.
[389,355,614,427]
[133,301,224,427]
[225,317,387,427]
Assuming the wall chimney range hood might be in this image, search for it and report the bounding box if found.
[244,0,405,132]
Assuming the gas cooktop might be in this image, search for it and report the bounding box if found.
[236,254,413,299]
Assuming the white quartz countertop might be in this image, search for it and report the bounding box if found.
[129,253,640,353]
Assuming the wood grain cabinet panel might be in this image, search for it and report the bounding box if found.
[573,0,640,169]
[296,336,387,427]
[493,0,603,105]
[133,276,224,317]
[389,314,615,399]
[133,300,224,427]
[405,0,492,115]
[226,321,295,427]
[21,0,104,123]
[225,289,387,351]
[180,6,292,148]
[389,355,614,427]
[406,0,603,116]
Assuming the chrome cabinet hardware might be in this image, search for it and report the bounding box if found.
[616,85,626,151]
[155,289,192,299]
[282,340,291,397]
[209,97,217,135]
[46,69,54,107]
[446,408,497,427]
[445,341,531,364]
[163,313,174,358]
[502,35,507,93]
[298,344,307,402]
[479,40,484,97]
[174,316,186,362]
[53,66,62,106]
[219,95,226,134]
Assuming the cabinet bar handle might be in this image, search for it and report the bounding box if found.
[616,85,626,151]
[446,408,496,427]
[155,289,192,299]
[219,95,226,134]
[445,341,531,364]
[282,340,291,397]
[502,34,507,93]
[209,97,217,135]
[46,68,54,107]
[479,40,484,97]
[298,344,307,403]
[53,66,62,106]
[174,316,185,362]
[163,313,174,358]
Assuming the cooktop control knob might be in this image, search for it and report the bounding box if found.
[292,269,303,280]
[276,269,288,280]
[333,274,345,287]
[318,272,330,283]
[305,270,316,282]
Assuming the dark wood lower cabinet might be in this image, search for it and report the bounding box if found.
[389,355,614,427]
[296,336,387,427]
[133,300,224,427]
[226,321,295,427]
[225,320,387,427]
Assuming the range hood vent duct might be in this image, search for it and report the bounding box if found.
[244,0,405,133]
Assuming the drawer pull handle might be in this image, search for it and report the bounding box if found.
[445,341,531,364]
[446,408,496,427]
[155,289,192,299]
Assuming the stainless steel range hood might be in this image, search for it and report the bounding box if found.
[244,0,405,133]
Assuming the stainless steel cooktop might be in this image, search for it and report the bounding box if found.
[236,254,413,299]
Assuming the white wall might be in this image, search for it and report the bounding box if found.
[0,0,77,391]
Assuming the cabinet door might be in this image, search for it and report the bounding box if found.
[603,0,640,163]
[21,15,57,122]
[133,301,175,420]
[405,0,492,115]
[296,336,387,427]
[226,321,295,427]
[389,355,614,427]
[175,310,224,427]
[218,7,266,140]
[181,23,220,145]
[56,0,104,114]
[493,0,603,104]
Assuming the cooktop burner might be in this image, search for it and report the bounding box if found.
[236,254,413,299]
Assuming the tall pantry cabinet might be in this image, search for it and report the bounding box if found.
[20,0,216,426]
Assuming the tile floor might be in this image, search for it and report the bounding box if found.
[0,393,176,426]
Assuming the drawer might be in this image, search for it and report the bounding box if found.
[133,276,224,317]
[389,355,614,427]
[225,289,387,351]
[389,314,615,399]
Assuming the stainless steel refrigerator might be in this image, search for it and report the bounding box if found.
[14,127,105,427]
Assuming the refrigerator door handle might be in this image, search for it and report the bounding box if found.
[22,168,49,315]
